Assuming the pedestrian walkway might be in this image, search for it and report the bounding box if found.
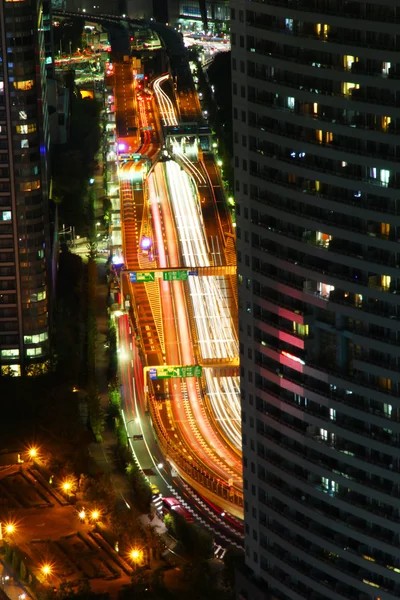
[0,559,34,600]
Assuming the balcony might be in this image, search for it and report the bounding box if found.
[249,0,398,25]
[259,470,400,551]
[250,146,398,191]
[256,387,400,472]
[249,118,400,167]
[249,170,400,216]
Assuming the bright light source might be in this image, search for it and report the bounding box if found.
[61,478,75,495]
[221,512,225,517]
[91,509,100,521]
[4,523,15,535]
[157,463,164,470]
[217,160,223,167]
[129,549,141,562]
[78,509,86,520]
[140,236,152,250]
[118,142,126,151]
[89,178,95,185]
[28,447,38,459]
[41,564,52,577]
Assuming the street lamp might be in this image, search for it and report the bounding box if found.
[0,521,16,540]
[128,548,143,568]
[60,477,76,496]
[41,564,52,578]
[27,446,38,460]
[90,509,101,523]
[78,509,86,521]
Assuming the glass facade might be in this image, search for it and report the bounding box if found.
[233,1,400,599]
[178,0,230,32]
[0,0,51,375]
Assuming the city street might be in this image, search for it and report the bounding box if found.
[111,64,243,524]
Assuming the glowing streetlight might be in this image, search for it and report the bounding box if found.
[61,478,75,496]
[90,509,100,522]
[129,548,142,563]
[0,521,17,539]
[217,159,223,167]
[28,446,38,460]
[157,463,164,470]
[4,523,15,535]
[78,509,86,521]
[41,563,53,579]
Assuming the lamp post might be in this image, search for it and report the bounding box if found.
[0,522,16,541]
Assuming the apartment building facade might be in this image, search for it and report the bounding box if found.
[233,1,400,599]
[0,0,51,375]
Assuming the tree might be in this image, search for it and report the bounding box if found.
[222,545,244,588]
[20,560,27,581]
[126,462,152,513]
[11,549,20,572]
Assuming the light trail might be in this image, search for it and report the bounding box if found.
[164,161,241,450]
[149,166,241,479]
[152,74,241,453]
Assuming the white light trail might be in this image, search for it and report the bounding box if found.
[153,75,241,452]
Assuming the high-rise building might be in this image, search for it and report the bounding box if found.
[0,0,51,375]
[160,0,230,33]
[233,2,400,599]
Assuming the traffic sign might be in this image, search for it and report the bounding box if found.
[188,270,199,276]
[130,271,155,283]
[163,270,188,281]
[149,365,203,380]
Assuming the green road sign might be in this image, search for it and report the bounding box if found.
[163,270,188,281]
[130,271,155,283]
[152,365,203,379]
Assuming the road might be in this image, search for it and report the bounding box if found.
[115,63,243,521]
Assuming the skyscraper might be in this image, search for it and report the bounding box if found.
[161,0,230,33]
[233,2,400,599]
[0,0,51,375]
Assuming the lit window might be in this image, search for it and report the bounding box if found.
[26,347,42,357]
[0,82,3,92]
[382,116,391,131]
[342,82,359,96]
[16,123,36,134]
[13,80,34,91]
[1,349,19,358]
[21,139,29,148]
[285,18,293,31]
[343,55,357,70]
[382,62,391,75]
[384,403,392,418]
[287,96,295,110]
[20,180,40,192]
[30,290,46,303]
[19,110,27,120]
[1,211,11,221]
[380,169,390,185]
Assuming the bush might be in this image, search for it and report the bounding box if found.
[169,512,214,559]
[126,462,152,514]
[20,560,27,581]
[11,548,21,572]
